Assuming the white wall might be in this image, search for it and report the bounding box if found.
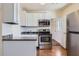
[52,16,66,48]
[21,27,38,32]
[2,23,21,38]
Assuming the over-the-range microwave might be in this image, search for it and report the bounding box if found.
[38,20,50,27]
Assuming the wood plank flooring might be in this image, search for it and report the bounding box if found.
[37,39,67,56]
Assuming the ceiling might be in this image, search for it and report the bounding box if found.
[21,3,68,12]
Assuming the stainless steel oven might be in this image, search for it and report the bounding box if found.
[39,35,52,44]
[38,29,52,49]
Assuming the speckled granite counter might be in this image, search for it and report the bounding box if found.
[2,35,37,41]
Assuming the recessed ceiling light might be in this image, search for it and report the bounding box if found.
[40,3,45,5]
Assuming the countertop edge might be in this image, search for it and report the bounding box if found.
[3,39,37,41]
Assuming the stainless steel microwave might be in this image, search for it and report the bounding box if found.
[38,20,50,27]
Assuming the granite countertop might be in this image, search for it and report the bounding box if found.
[2,35,37,41]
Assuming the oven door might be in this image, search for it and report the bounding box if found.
[39,35,51,44]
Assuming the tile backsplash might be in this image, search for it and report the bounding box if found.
[21,27,50,32]
[2,23,12,35]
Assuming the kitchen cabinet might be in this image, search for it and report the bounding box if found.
[2,3,19,24]
[38,12,52,20]
[3,41,36,56]
[27,13,38,26]
[27,13,34,26]
[32,13,39,26]
[44,12,52,19]
[20,9,27,26]
[38,13,45,20]
[27,12,51,26]
[20,12,39,26]
[21,34,38,47]
[20,12,52,26]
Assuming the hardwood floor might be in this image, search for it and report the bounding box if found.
[37,39,67,56]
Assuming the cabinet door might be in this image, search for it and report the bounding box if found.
[27,13,33,26]
[3,3,18,23]
[45,13,52,19]
[3,3,14,22]
[27,13,38,26]
[20,10,27,26]
[38,13,45,20]
[3,41,36,56]
[38,13,52,20]
[33,13,38,26]
[13,3,19,23]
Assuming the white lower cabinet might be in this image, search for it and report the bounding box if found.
[3,41,36,56]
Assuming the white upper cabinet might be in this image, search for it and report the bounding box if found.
[33,13,40,26]
[38,13,45,20]
[44,12,52,19]
[36,12,52,20]
[27,13,38,26]
[26,12,52,26]
[20,12,52,26]
[27,13,33,26]
[2,3,19,24]
[20,9,27,26]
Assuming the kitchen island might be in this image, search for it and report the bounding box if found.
[2,35,37,56]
